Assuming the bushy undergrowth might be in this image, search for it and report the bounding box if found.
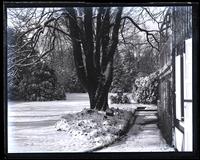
[133,72,159,104]
[110,91,131,104]
[8,62,66,101]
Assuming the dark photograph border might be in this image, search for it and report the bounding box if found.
[2,1,199,160]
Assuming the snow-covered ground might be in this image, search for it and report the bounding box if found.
[97,109,175,152]
[55,108,133,152]
[8,93,172,153]
[8,93,90,152]
[7,93,136,153]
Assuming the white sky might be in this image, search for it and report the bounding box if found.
[7,7,168,30]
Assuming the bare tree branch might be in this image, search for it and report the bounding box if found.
[121,16,159,51]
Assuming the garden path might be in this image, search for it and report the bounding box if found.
[97,105,175,152]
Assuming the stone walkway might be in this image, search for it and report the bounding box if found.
[97,106,175,152]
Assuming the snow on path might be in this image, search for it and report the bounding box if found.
[8,93,171,152]
[97,109,175,152]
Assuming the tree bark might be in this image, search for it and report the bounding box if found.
[88,61,113,111]
[88,86,109,111]
[66,7,122,111]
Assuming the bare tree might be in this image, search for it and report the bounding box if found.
[7,6,165,111]
[64,7,123,110]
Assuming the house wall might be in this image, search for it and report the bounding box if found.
[157,38,173,145]
[173,7,192,151]
[157,6,192,150]
[183,38,193,151]
[157,8,174,145]
[158,78,173,145]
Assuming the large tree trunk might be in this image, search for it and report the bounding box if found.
[88,86,109,111]
[66,7,122,111]
[88,61,113,111]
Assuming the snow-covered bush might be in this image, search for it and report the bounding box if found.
[110,90,131,104]
[55,108,133,150]
[133,71,159,104]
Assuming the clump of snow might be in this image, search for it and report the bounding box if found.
[55,108,133,151]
